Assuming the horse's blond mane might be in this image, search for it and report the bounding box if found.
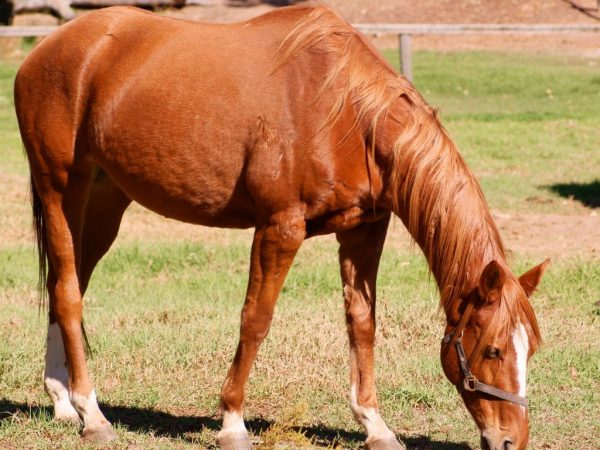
[275,6,424,139]
[277,5,541,347]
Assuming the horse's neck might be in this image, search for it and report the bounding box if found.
[379,102,505,308]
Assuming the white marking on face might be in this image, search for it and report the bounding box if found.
[513,322,529,399]
[44,323,80,422]
[350,384,395,443]
[218,410,248,439]
[70,389,111,429]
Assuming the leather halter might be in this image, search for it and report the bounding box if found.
[442,302,529,407]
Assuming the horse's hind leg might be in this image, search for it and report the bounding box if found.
[44,268,81,424]
[336,215,405,450]
[44,170,130,425]
[30,154,117,443]
[79,169,131,293]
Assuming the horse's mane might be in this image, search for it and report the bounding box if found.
[277,5,541,348]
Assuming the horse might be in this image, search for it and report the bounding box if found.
[14,5,549,449]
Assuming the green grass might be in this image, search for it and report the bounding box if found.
[1,49,599,449]
[0,60,25,177]
[0,242,598,449]
[385,50,600,212]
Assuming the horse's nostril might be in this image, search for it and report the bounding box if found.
[503,439,513,450]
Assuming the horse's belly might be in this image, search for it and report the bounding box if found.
[90,139,255,228]
[86,82,258,228]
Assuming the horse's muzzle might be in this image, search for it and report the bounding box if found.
[481,435,516,450]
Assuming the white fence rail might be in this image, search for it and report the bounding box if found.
[2,22,600,80]
[354,23,600,35]
[353,23,600,81]
[0,25,58,37]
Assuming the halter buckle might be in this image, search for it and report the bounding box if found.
[463,376,478,392]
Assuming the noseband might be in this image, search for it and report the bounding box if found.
[442,302,528,407]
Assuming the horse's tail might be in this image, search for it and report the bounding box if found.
[30,174,49,308]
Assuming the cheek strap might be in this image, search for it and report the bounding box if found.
[446,333,528,407]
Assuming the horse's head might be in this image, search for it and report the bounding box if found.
[440,259,549,450]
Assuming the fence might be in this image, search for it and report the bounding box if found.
[353,23,600,81]
[2,23,600,81]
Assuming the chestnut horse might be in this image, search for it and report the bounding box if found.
[15,5,548,449]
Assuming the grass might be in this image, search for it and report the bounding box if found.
[385,50,600,213]
[0,48,599,449]
[1,243,599,449]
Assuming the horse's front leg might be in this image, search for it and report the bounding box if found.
[217,210,305,450]
[337,215,405,450]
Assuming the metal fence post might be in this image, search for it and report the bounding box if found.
[399,33,413,82]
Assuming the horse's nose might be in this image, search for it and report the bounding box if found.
[481,436,513,450]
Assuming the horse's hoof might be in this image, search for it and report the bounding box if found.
[216,433,252,450]
[81,424,118,444]
[366,436,406,450]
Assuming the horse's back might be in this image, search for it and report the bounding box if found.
[16,4,326,137]
[17,4,320,89]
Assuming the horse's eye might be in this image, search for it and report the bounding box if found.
[485,346,501,359]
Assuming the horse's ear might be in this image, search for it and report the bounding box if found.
[478,260,506,303]
[519,258,551,298]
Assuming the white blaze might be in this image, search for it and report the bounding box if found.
[513,322,529,398]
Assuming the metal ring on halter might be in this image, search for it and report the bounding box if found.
[463,375,478,392]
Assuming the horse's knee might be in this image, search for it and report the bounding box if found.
[344,289,375,340]
[239,307,273,344]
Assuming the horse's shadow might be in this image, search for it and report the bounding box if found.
[0,399,472,449]
[547,180,600,208]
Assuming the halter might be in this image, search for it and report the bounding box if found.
[442,302,528,407]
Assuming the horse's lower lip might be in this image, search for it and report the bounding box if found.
[480,436,514,450]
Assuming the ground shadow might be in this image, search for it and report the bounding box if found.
[0,399,472,449]
[547,180,600,208]
[296,423,472,450]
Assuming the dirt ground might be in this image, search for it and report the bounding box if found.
[491,211,599,260]
[4,0,600,260]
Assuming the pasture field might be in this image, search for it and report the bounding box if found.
[0,48,599,450]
